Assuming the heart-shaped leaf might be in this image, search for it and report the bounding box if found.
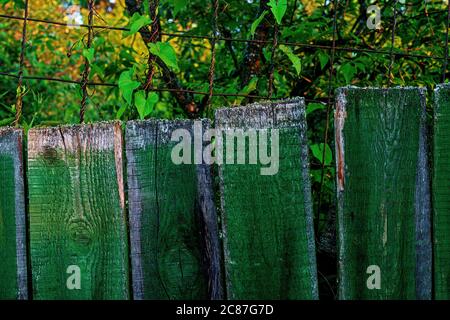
[118,69,140,105]
[268,0,287,25]
[135,90,158,119]
[310,143,332,166]
[82,48,94,64]
[124,12,152,37]
[148,42,179,72]
[250,11,268,38]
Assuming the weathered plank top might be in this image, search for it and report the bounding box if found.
[215,97,305,129]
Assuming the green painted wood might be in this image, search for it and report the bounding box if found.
[433,84,450,299]
[126,119,222,300]
[27,122,129,300]
[215,98,318,300]
[0,127,28,300]
[335,87,431,300]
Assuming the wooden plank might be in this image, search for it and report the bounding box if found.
[335,87,431,300]
[215,98,318,300]
[0,127,28,300]
[126,119,222,300]
[27,122,129,300]
[433,84,450,299]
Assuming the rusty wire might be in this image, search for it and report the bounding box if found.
[268,24,279,99]
[0,13,445,60]
[80,0,95,124]
[144,0,160,92]
[206,0,219,110]
[387,0,399,86]
[13,0,29,127]
[0,2,448,123]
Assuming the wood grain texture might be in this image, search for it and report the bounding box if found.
[0,127,28,300]
[433,84,450,299]
[126,119,222,300]
[335,87,431,300]
[27,122,129,300]
[215,98,318,300]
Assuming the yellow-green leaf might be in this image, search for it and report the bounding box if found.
[124,12,152,37]
[149,42,179,72]
[118,69,141,105]
[268,0,287,25]
[280,44,301,76]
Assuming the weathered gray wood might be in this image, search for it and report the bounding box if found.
[215,98,318,299]
[335,87,431,300]
[0,127,28,300]
[126,119,222,300]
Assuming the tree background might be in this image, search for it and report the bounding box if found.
[1,0,449,298]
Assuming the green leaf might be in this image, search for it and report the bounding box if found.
[240,77,259,95]
[263,47,272,61]
[250,11,268,38]
[0,117,14,126]
[135,90,158,120]
[279,45,301,76]
[82,48,94,64]
[116,104,127,120]
[124,12,152,37]
[118,69,141,105]
[0,91,9,100]
[318,52,329,70]
[233,77,259,105]
[306,102,325,115]
[148,42,179,72]
[310,143,332,166]
[143,0,150,15]
[268,0,287,25]
[171,0,188,16]
[341,63,357,83]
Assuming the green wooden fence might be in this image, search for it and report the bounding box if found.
[434,84,450,300]
[0,128,27,300]
[27,123,129,299]
[215,98,318,299]
[3,89,450,299]
[126,119,222,300]
[335,87,431,300]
